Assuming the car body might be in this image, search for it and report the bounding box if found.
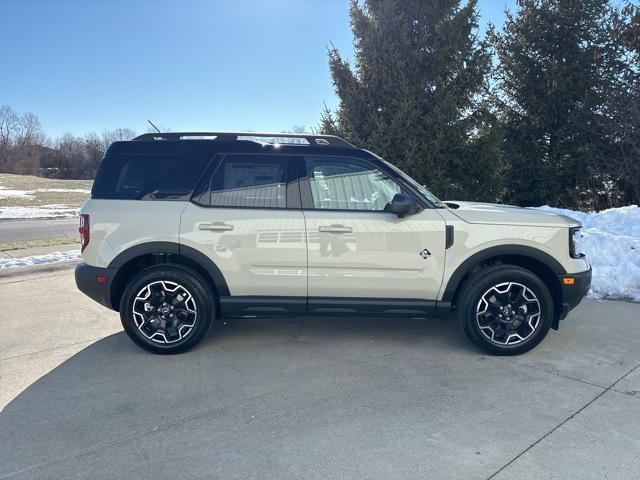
[75,132,591,354]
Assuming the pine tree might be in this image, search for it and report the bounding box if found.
[489,0,625,209]
[606,2,640,205]
[322,0,501,201]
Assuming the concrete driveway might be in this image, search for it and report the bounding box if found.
[1,265,639,480]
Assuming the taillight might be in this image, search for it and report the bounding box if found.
[79,214,90,253]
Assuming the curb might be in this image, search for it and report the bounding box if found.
[0,260,78,281]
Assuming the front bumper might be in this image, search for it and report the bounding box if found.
[558,267,592,320]
[75,262,118,310]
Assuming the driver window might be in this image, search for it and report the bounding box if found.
[305,157,401,211]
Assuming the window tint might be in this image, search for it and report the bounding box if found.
[208,155,287,208]
[305,157,401,211]
[102,153,211,200]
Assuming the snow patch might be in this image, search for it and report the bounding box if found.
[0,204,79,219]
[0,250,81,270]
[535,205,640,301]
[33,188,91,194]
[0,180,90,202]
[0,186,34,200]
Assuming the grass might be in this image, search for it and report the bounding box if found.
[0,237,80,252]
[0,173,92,209]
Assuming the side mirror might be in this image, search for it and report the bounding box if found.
[389,193,419,218]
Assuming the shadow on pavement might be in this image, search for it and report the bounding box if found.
[1,316,475,478]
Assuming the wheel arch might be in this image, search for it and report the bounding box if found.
[108,242,229,312]
[442,245,566,329]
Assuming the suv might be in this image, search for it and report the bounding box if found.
[75,132,591,355]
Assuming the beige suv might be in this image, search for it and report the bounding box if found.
[75,132,591,355]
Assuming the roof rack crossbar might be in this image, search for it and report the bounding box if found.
[133,131,354,149]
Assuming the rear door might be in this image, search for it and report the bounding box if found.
[180,154,307,315]
[300,155,446,312]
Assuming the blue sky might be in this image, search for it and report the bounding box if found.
[1,0,517,137]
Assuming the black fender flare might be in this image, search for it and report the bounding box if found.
[441,244,567,303]
[108,241,230,296]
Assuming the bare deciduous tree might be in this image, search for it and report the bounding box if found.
[0,105,139,179]
[0,105,44,175]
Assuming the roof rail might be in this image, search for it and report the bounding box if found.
[132,131,355,149]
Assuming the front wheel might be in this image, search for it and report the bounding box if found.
[457,265,554,355]
[120,265,214,354]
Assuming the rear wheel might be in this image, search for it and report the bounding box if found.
[120,265,214,354]
[457,265,553,355]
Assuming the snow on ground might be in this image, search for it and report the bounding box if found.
[535,205,640,301]
[0,179,90,218]
[0,185,90,196]
[33,188,91,194]
[0,186,90,202]
[0,186,34,200]
[0,204,79,219]
[0,250,81,269]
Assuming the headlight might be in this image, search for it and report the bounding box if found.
[569,227,584,258]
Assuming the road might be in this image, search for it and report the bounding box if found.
[0,217,77,243]
[1,264,639,479]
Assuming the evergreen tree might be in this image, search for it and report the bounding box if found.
[489,0,625,209]
[605,2,640,205]
[321,0,501,201]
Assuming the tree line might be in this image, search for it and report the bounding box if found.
[321,0,640,210]
[0,105,136,180]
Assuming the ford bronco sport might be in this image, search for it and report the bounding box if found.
[75,132,591,355]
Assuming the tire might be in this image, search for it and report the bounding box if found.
[119,264,215,354]
[457,264,554,355]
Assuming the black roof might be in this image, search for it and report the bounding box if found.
[106,131,371,159]
[133,131,355,149]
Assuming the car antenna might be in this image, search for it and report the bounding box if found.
[147,120,161,133]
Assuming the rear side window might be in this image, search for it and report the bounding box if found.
[205,155,288,208]
[99,153,211,200]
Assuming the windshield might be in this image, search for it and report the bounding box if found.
[381,159,446,208]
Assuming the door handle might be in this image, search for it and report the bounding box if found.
[319,224,352,234]
[199,222,234,231]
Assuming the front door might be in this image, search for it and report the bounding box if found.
[301,155,446,312]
